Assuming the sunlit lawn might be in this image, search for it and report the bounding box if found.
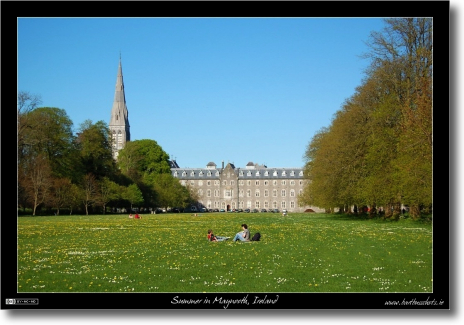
[17,212,432,293]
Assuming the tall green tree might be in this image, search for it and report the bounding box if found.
[124,183,144,212]
[95,177,120,214]
[80,173,98,215]
[76,120,116,180]
[19,106,76,181]
[117,139,171,184]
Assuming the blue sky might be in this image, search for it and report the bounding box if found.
[18,17,386,169]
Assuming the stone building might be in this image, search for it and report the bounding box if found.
[107,58,321,213]
[109,56,130,160]
[171,161,323,213]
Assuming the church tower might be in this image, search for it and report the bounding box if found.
[109,55,130,160]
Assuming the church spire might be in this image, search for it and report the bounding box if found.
[109,55,130,160]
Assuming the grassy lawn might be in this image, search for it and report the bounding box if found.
[17,212,432,293]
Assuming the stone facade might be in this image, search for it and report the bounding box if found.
[171,161,324,213]
[109,57,130,160]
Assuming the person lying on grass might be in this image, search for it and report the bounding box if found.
[207,229,230,242]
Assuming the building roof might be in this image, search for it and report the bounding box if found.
[171,166,304,180]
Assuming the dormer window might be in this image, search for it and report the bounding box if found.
[182,171,187,177]
[215,171,220,176]
[247,171,252,176]
[273,171,278,176]
[207,171,212,176]
[190,171,195,176]
[299,171,303,176]
[174,171,178,177]
[290,171,295,176]
[256,171,260,176]
[199,171,204,176]
[264,171,269,176]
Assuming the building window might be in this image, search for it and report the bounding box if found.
[299,181,303,186]
[273,189,277,197]
[224,190,232,197]
[198,189,203,196]
[190,171,195,176]
[281,180,286,185]
[207,171,212,176]
[182,171,187,177]
[214,180,219,186]
[207,181,211,186]
[290,180,295,186]
[207,201,212,209]
[190,181,194,186]
[290,171,295,176]
[255,180,260,186]
[239,190,244,197]
[273,180,277,186]
[117,131,122,149]
[174,171,178,177]
[255,190,260,197]
[264,181,268,186]
[239,180,244,186]
[281,201,286,209]
[239,171,244,176]
[198,180,203,186]
[264,171,269,176]
[290,201,295,208]
[199,171,204,176]
[256,171,260,176]
[273,201,278,208]
[299,171,303,176]
[207,190,211,197]
[255,201,260,208]
[247,171,252,176]
[231,180,235,186]
[247,180,251,186]
[221,202,226,209]
[240,201,244,208]
[264,190,269,197]
[216,171,220,176]
[247,201,252,208]
[273,171,278,176]
[247,190,251,197]
[282,171,286,176]
[264,201,269,208]
[290,190,295,197]
[281,190,286,197]
[214,190,219,197]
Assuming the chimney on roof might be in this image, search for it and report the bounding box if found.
[222,160,224,169]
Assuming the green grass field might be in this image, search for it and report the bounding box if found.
[17,212,432,293]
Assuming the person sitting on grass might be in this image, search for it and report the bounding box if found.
[233,224,250,242]
[207,229,229,242]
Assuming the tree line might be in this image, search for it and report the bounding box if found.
[17,97,195,216]
[298,18,432,220]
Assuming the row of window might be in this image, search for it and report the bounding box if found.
[198,189,303,198]
[174,170,304,177]
[204,201,297,209]
[181,180,304,186]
